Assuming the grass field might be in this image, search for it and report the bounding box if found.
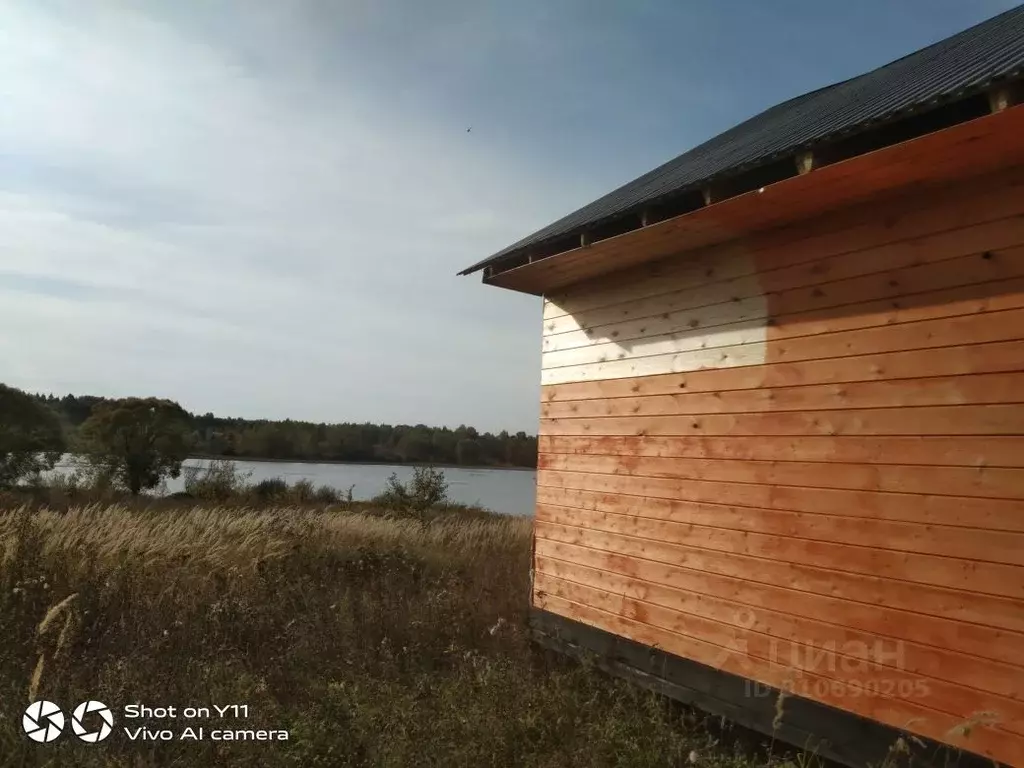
[0,500,824,767]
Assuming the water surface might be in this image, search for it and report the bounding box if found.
[55,458,538,517]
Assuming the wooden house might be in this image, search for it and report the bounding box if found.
[460,7,1024,767]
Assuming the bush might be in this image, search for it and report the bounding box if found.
[253,477,288,501]
[289,478,315,503]
[372,466,449,518]
[182,459,253,501]
[314,484,340,504]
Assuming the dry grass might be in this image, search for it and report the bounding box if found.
[1,502,817,767]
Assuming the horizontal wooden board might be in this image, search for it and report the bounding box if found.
[535,592,1023,764]
[545,292,766,351]
[534,523,1024,635]
[766,302,1024,364]
[545,271,1024,357]
[541,339,1024,401]
[534,471,1024,532]
[533,539,1024,668]
[545,273,767,338]
[537,434,1024,468]
[540,371,1024,419]
[542,320,768,371]
[534,558,1024,700]
[545,252,1024,367]
[536,575,1024,745]
[541,339,770,384]
[540,404,1024,437]
[532,566,1024,729]
[541,306,1024,384]
[535,506,1024,599]
[543,218,1024,339]
[536,453,1024,500]
[770,246,1024,320]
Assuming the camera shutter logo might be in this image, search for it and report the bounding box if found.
[23,701,65,743]
[71,701,114,743]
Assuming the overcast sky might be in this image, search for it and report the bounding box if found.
[0,0,1017,433]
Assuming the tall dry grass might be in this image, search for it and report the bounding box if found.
[1,503,816,767]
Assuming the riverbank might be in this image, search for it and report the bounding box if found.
[44,458,538,516]
[0,501,817,767]
[186,454,537,471]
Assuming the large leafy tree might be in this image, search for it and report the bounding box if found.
[77,397,191,495]
[0,383,66,489]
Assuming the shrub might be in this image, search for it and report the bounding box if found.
[182,459,253,501]
[253,477,288,501]
[372,466,449,518]
[313,484,340,504]
[290,478,316,503]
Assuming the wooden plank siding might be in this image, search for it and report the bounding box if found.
[530,166,1024,765]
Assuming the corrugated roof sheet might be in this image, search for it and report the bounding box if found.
[461,4,1024,276]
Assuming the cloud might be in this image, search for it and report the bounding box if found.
[0,1,571,431]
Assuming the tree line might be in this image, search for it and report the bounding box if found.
[0,383,538,496]
[36,393,538,468]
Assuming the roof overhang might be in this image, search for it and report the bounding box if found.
[477,103,1024,297]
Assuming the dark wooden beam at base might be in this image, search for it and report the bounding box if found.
[531,609,998,768]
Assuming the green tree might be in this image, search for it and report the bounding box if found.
[0,383,66,489]
[77,397,191,494]
[456,438,481,466]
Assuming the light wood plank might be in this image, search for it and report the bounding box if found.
[537,435,1024,468]
[545,273,765,337]
[542,307,1024,384]
[541,339,1024,401]
[533,539,1024,667]
[543,217,1024,338]
[539,404,1024,437]
[541,372,1024,419]
[541,339,769,384]
[534,491,1024,566]
[535,505,1024,598]
[770,306,1024,363]
[534,471,1024,532]
[772,246,1024,320]
[537,452,1024,500]
[542,321,767,370]
[534,522,1024,634]
[544,253,1024,356]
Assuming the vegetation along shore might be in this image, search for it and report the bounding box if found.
[32,390,538,469]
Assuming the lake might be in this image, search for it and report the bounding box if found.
[53,458,538,517]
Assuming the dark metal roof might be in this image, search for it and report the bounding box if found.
[461,4,1024,277]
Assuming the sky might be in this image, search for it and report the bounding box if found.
[0,0,1018,433]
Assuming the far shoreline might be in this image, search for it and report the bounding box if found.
[185,454,537,472]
